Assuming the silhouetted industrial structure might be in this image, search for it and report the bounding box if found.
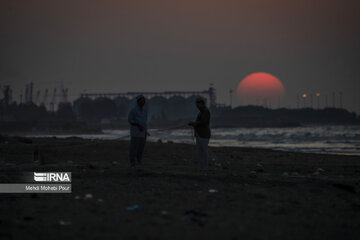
[14,83,70,111]
[80,85,218,109]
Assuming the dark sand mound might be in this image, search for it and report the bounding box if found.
[1,138,360,239]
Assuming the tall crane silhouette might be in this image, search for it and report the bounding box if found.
[42,88,49,107]
[50,88,57,112]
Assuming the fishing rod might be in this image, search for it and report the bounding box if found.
[117,122,196,144]
[150,123,197,144]
[150,123,188,132]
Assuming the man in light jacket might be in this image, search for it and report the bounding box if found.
[128,95,148,167]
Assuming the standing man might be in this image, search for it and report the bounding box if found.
[128,95,148,167]
[188,97,211,168]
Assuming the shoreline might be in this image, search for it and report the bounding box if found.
[10,134,360,157]
[3,122,360,135]
[2,132,359,157]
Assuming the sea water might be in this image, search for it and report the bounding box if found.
[30,125,360,155]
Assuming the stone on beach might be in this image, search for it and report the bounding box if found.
[59,220,71,226]
[84,193,93,199]
[255,162,264,172]
[249,171,257,178]
[313,167,326,176]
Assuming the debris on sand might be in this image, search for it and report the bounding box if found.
[255,162,264,172]
[126,205,140,211]
[312,171,320,176]
[97,198,104,202]
[222,165,229,170]
[214,162,222,168]
[183,210,208,226]
[248,171,257,178]
[74,195,80,200]
[208,189,218,193]
[312,168,326,176]
[59,220,71,226]
[84,193,93,199]
[282,172,289,177]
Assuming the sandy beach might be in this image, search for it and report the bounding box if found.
[1,137,360,240]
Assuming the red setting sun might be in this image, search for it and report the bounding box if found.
[237,72,285,104]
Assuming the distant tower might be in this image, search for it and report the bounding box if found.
[296,95,300,109]
[29,82,34,103]
[229,89,233,108]
[339,91,343,108]
[20,91,23,104]
[316,93,320,109]
[42,88,49,107]
[60,87,69,103]
[302,93,307,108]
[208,84,216,109]
[25,84,29,103]
[35,90,41,105]
[325,94,328,108]
[278,96,281,108]
[263,97,268,108]
[332,92,335,108]
[1,85,11,107]
[310,93,313,108]
[64,88,69,102]
[8,87,12,104]
[50,88,57,112]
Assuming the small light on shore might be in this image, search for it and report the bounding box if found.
[302,93,307,98]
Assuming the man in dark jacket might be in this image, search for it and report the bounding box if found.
[188,97,211,168]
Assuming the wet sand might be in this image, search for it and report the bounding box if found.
[1,137,360,240]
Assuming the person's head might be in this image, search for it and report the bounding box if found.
[195,97,206,110]
[136,95,146,108]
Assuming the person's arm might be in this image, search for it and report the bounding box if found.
[189,111,209,127]
[128,109,144,131]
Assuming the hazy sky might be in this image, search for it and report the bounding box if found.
[1,0,359,112]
